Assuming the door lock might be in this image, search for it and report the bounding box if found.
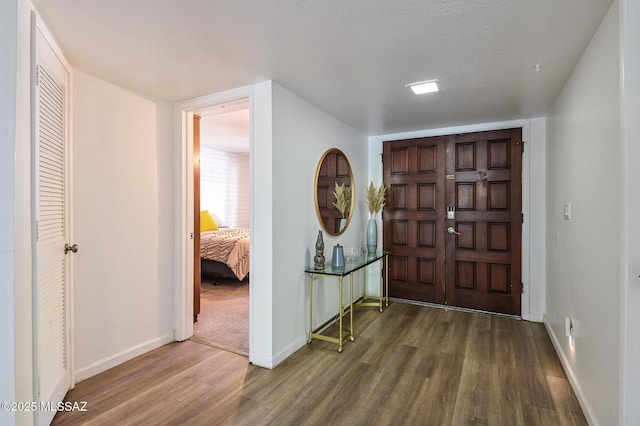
[64,243,79,254]
[447,227,461,235]
[446,206,455,220]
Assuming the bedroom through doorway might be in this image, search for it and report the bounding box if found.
[191,98,251,356]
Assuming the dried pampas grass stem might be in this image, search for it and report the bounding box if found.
[366,181,386,219]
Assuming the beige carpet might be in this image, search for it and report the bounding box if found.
[191,277,249,356]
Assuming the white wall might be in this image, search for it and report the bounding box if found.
[248,81,275,366]
[200,147,250,228]
[0,2,18,425]
[72,71,175,380]
[620,0,640,422]
[545,2,620,424]
[271,82,369,363]
[368,117,546,322]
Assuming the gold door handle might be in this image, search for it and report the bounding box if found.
[447,227,461,235]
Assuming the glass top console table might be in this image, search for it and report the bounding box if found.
[304,251,390,352]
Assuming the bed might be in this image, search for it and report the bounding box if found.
[200,228,250,281]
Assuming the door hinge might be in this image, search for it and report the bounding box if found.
[380,153,384,163]
[190,232,194,240]
[521,213,524,223]
[521,282,524,294]
[517,140,526,154]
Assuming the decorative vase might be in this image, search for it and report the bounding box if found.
[367,218,377,254]
[331,244,345,268]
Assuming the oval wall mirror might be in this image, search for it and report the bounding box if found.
[314,148,354,236]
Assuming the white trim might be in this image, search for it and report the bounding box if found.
[271,335,308,369]
[544,316,597,425]
[619,0,629,419]
[526,313,544,323]
[174,85,257,361]
[74,333,175,382]
[31,10,71,70]
[619,0,640,423]
[369,118,544,321]
[67,66,75,390]
[174,109,193,342]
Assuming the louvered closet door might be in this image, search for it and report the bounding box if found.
[33,20,71,426]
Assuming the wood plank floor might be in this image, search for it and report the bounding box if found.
[53,302,586,425]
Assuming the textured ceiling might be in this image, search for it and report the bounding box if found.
[32,0,613,135]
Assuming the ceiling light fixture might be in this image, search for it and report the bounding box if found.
[406,80,439,95]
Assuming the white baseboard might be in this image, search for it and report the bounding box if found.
[74,333,175,383]
[249,351,273,369]
[272,335,307,367]
[523,312,544,322]
[543,316,598,425]
[249,335,307,370]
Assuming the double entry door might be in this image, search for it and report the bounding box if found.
[383,128,522,315]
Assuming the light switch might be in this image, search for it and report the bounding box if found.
[563,203,572,220]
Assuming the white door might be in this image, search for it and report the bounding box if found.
[33,16,72,425]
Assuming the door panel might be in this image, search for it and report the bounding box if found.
[33,19,71,425]
[383,137,446,304]
[445,129,522,315]
[383,129,522,315]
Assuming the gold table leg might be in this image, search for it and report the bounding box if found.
[353,255,388,312]
[308,274,313,344]
[349,273,355,341]
[338,276,343,353]
[308,257,389,352]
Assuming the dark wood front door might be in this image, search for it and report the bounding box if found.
[383,128,522,315]
[383,136,448,305]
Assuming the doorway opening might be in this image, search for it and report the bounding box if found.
[192,99,251,355]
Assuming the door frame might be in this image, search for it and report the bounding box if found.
[370,118,545,322]
[174,87,254,353]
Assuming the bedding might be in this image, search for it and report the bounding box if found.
[200,228,250,280]
[200,210,219,231]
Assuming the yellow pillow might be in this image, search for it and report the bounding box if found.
[200,210,218,231]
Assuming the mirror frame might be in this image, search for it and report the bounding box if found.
[314,148,354,236]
